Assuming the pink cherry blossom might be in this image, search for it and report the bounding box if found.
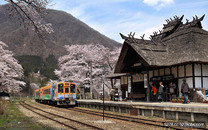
[0,41,26,93]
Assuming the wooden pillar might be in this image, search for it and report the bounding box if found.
[201,64,203,88]
[111,78,114,88]
[147,72,150,102]
[191,113,195,122]
[138,109,141,115]
[176,112,179,121]
[130,74,133,100]
[151,110,154,117]
[192,63,195,88]
[177,66,179,97]
[177,66,179,77]
[163,111,166,119]
[142,109,145,116]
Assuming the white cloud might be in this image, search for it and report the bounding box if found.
[143,0,174,9]
[85,11,165,42]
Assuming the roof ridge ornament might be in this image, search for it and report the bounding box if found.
[140,34,145,40]
[163,15,184,29]
[120,32,137,43]
[186,19,189,24]
[193,14,205,22]
[128,32,135,38]
[182,14,205,29]
[120,33,128,39]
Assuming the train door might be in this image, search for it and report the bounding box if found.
[40,89,43,100]
[69,84,76,100]
[51,84,56,100]
[64,85,70,100]
[52,87,55,100]
[70,84,76,93]
[57,83,64,100]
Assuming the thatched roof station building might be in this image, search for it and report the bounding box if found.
[113,15,208,101]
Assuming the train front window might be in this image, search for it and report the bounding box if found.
[65,88,69,93]
[70,84,76,93]
[58,84,63,93]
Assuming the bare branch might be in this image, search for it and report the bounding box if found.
[6,0,53,39]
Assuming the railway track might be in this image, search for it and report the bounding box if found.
[23,101,207,129]
[67,107,207,130]
[19,101,104,130]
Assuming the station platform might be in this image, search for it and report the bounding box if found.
[77,100,208,123]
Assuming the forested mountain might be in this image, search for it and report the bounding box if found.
[0,4,121,59]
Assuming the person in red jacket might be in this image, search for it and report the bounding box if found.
[151,84,157,102]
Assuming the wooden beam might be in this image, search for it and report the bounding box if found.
[177,66,179,78]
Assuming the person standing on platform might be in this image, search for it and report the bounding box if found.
[181,79,190,104]
[151,83,157,102]
[158,82,164,102]
[118,89,122,101]
[110,88,115,101]
[114,88,119,101]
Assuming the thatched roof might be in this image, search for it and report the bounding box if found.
[115,15,208,73]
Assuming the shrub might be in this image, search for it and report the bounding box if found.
[0,100,9,115]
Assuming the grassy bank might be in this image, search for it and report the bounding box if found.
[0,99,52,129]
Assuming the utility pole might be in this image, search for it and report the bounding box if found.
[28,77,31,99]
[29,85,30,98]
[102,75,105,121]
[90,62,93,99]
[147,72,150,102]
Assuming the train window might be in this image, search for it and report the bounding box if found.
[70,84,76,93]
[58,84,63,93]
[65,88,69,93]
[47,89,50,94]
[43,89,50,95]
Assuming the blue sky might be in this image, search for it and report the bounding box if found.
[1,0,208,43]
[49,0,208,42]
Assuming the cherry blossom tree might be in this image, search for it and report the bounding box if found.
[54,44,121,96]
[5,0,53,35]
[103,47,122,73]
[55,44,104,83]
[103,47,121,88]
[0,41,26,93]
[46,79,58,86]
[30,83,39,90]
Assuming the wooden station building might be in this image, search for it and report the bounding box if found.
[113,15,208,101]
